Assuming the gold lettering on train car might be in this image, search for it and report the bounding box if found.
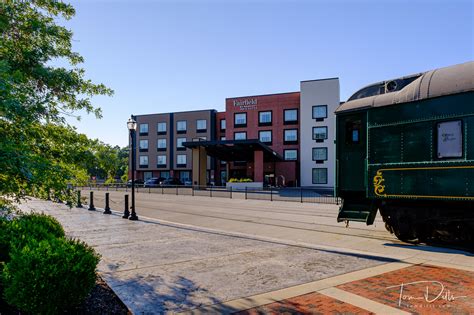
[373,170,387,197]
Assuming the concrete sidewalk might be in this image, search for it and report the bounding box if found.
[88,191,474,269]
[19,199,389,314]
[19,199,474,314]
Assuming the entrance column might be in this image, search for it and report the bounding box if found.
[192,147,207,186]
[254,150,264,182]
[226,162,231,183]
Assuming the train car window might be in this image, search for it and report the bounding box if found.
[347,84,384,101]
[347,74,422,101]
[346,121,361,144]
[437,120,463,158]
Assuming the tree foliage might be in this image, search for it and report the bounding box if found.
[0,0,115,202]
[88,141,129,182]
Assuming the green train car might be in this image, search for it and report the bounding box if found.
[335,61,474,244]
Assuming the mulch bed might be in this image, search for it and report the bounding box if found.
[0,275,130,315]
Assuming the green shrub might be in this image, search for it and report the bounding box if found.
[9,213,65,251]
[18,213,65,239]
[0,213,65,263]
[0,217,9,263]
[228,178,253,183]
[1,237,100,314]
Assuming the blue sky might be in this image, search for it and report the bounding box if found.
[64,0,473,147]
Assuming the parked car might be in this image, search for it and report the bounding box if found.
[126,179,144,187]
[143,177,164,188]
[160,178,183,186]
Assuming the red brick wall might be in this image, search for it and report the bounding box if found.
[223,92,301,185]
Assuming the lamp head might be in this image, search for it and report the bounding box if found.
[127,117,137,131]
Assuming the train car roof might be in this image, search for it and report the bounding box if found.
[336,61,474,113]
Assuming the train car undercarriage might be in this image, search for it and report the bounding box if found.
[378,200,474,249]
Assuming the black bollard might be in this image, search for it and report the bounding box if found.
[122,194,130,219]
[88,191,96,211]
[104,192,112,214]
[77,190,83,208]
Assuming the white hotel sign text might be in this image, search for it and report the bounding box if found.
[233,98,258,110]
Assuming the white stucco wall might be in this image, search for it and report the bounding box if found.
[300,78,340,189]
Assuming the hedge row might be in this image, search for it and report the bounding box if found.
[0,213,100,314]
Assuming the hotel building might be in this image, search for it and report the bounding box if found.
[131,77,340,189]
[133,110,216,183]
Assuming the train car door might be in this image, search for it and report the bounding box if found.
[338,113,367,193]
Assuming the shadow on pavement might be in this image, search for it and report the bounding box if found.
[383,242,474,256]
[104,273,237,314]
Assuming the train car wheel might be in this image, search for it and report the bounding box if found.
[393,215,418,243]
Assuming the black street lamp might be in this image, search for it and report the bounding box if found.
[127,116,139,221]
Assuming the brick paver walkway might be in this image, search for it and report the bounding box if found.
[238,264,474,315]
[238,292,371,315]
[337,264,474,314]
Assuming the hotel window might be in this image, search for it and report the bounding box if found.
[312,168,328,184]
[180,171,191,182]
[144,172,153,181]
[157,155,167,167]
[284,109,298,124]
[284,149,298,161]
[234,132,247,140]
[139,155,148,168]
[259,111,272,126]
[284,129,298,144]
[196,119,207,133]
[157,138,167,151]
[139,139,148,152]
[220,136,226,141]
[312,105,328,121]
[177,137,187,150]
[259,130,272,144]
[160,171,170,179]
[139,123,148,136]
[234,113,247,127]
[220,119,226,131]
[176,120,187,133]
[313,127,328,142]
[177,154,187,167]
[220,170,227,182]
[312,147,328,162]
[157,122,167,135]
[193,136,206,141]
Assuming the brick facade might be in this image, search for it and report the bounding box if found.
[129,76,341,187]
[216,92,301,186]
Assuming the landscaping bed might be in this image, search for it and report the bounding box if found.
[0,211,129,314]
[0,275,129,315]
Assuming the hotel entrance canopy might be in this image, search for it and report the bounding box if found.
[183,139,284,162]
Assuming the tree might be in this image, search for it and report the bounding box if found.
[0,0,113,203]
[88,141,128,183]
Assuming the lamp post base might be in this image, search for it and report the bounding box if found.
[129,213,138,221]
